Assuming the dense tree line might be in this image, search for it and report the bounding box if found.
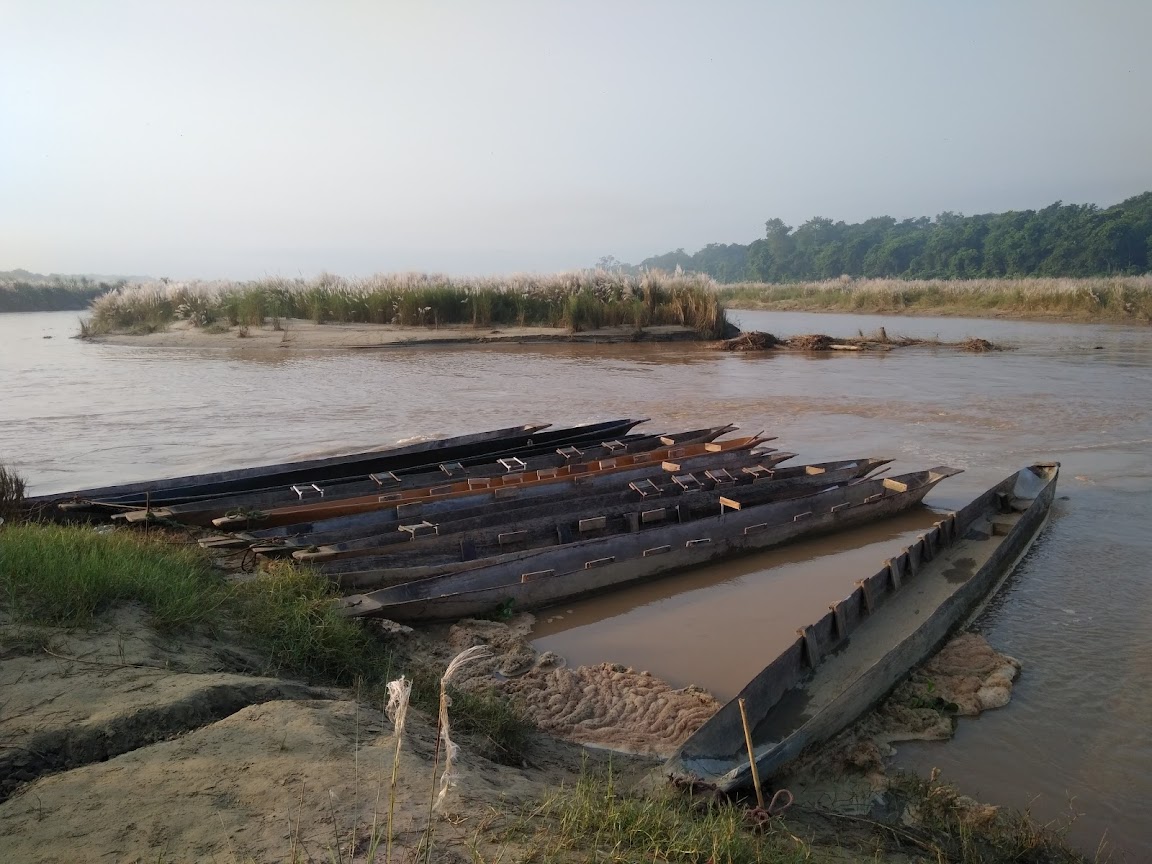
[0,277,120,313]
[610,192,1152,282]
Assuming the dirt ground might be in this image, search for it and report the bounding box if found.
[90,319,700,350]
[0,607,1022,863]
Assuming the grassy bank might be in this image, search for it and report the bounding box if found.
[85,271,728,338]
[0,516,529,758]
[717,276,1152,323]
[0,279,120,313]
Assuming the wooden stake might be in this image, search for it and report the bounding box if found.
[737,698,766,810]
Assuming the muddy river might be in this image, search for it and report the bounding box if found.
[1,309,1149,857]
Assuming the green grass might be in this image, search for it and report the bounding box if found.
[230,561,391,685]
[0,523,226,630]
[718,276,1152,323]
[508,767,811,864]
[84,271,729,338]
[0,464,26,522]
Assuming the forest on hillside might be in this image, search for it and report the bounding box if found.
[611,192,1152,283]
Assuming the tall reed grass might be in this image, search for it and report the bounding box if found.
[717,275,1152,322]
[86,271,729,338]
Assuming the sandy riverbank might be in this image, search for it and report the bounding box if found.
[88,319,705,350]
[0,600,1035,863]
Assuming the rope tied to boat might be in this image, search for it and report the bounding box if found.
[744,788,794,829]
[240,546,258,573]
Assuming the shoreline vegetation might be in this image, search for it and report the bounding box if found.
[78,271,728,340]
[717,275,1152,323]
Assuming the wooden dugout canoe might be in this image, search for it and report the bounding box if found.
[204,446,794,552]
[41,418,645,510]
[210,436,770,530]
[664,463,1059,792]
[299,457,894,572]
[337,465,962,622]
[120,425,733,527]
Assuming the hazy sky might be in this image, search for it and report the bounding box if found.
[3,1,1150,279]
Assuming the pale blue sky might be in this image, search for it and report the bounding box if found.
[2,0,1150,278]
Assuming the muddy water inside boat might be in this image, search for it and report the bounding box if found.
[2,309,1151,856]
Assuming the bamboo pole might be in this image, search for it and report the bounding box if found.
[737,697,766,810]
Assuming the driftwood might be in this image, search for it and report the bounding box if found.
[714,330,1008,354]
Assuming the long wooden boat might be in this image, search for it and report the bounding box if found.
[299,458,893,570]
[337,466,962,621]
[663,462,1059,792]
[37,418,644,510]
[120,426,735,525]
[209,437,769,530]
[203,447,795,552]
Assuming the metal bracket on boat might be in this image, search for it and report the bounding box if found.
[370,471,400,487]
[556,445,583,461]
[685,538,712,548]
[579,516,608,532]
[830,502,852,512]
[743,465,775,481]
[428,484,454,496]
[597,458,618,469]
[291,483,325,500]
[521,569,554,583]
[399,521,438,539]
[705,469,736,485]
[584,556,615,569]
[377,492,404,503]
[672,474,702,492]
[396,502,423,518]
[498,529,529,545]
[641,507,668,524]
[798,626,821,668]
[498,457,527,472]
[629,479,662,498]
[439,462,464,476]
[466,477,493,490]
[864,493,884,503]
[793,511,813,522]
[643,545,671,556]
[493,487,521,500]
[855,579,876,614]
[743,522,769,535]
[601,439,626,453]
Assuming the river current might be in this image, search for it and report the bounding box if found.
[1,309,1149,857]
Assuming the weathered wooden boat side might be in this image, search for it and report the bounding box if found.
[663,463,1059,792]
[208,448,796,551]
[209,437,769,530]
[119,426,736,525]
[31,422,550,506]
[337,466,961,620]
[305,458,893,573]
[39,418,645,509]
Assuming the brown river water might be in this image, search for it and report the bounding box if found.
[1,309,1150,857]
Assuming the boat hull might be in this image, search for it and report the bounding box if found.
[339,467,961,622]
[665,462,1059,791]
